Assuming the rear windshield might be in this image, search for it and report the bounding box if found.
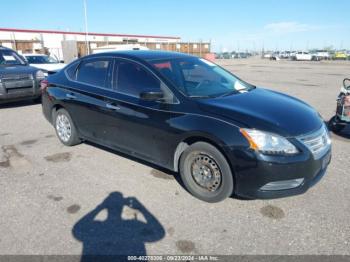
[0,50,26,66]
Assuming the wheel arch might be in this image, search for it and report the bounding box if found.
[173,134,234,175]
[50,103,65,123]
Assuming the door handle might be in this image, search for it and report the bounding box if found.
[106,103,120,110]
[66,93,76,99]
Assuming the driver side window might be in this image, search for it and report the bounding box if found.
[180,62,221,88]
[116,61,161,98]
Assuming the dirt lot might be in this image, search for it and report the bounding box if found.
[0,58,349,256]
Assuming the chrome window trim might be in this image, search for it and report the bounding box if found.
[64,55,179,105]
[65,56,114,91]
[52,82,240,130]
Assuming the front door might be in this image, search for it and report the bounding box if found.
[100,59,183,168]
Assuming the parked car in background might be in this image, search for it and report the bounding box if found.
[262,52,272,59]
[280,51,291,59]
[231,52,250,59]
[219,52,231,59]
[238,52,248,58]
[289,51,297,58]
[42,50,331,202]
[313,50,330,60]
[23,54,66,75]
[332,51,348,60]
[292,51,313,61]
[214,53,221,59]
[0,46,45,104]
[270,52,281,61]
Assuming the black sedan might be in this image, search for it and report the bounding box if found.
[41,51,331,202]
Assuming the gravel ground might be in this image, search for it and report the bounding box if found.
[0,57,349,257]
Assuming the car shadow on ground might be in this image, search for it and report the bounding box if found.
[84,141,250,201]
[0,99,41,109]
[84,140,183,183]
[72,192,165,262]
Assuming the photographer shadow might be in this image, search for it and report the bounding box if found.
[72,192,165,262]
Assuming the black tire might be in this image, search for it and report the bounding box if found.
[179,142,234,203]
[328,116,345,133]
[53,108,81,146]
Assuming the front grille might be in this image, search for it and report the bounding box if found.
[2,74,33,82]
[1,74,34,90]
[297,125,331,159]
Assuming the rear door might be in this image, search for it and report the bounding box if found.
[62,57,115,140]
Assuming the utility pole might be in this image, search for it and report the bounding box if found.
[83,0,90,55]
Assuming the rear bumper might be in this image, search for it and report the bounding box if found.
[224,146,331,199]
[41,92,54,123]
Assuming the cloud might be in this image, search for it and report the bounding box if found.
[264,22,319,34]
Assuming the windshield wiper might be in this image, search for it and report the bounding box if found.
[219,85,256,97]
[218,90,239,97]
[188,94,220,99]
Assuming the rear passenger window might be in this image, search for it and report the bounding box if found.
[76,59,112,88]
[66,61,79,80]
[117,61,160,97]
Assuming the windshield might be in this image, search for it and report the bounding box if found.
[25,55,58,64]
[0,50,26,66]
[149,57,254,98]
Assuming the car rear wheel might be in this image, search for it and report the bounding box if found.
[54,108,81,146]
[179,142,234,203]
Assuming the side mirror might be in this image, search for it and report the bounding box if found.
[140,90,164,101]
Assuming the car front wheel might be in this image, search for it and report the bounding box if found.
[54,108,81,146]
[179,142,234,203]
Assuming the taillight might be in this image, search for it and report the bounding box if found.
[40,79,49,92]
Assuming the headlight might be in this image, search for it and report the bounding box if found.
[240,128,299,155]
[36,70,46,79]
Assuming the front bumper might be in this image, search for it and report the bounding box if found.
[0,80,41,104]
[225,145,331,199]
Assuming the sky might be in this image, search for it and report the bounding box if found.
[0,0,349,52]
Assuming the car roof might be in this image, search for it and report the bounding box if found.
[88,50,196,61]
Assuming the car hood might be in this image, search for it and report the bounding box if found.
[29,63,66,72]
[198,88,323,137]
[0,65,38,76]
